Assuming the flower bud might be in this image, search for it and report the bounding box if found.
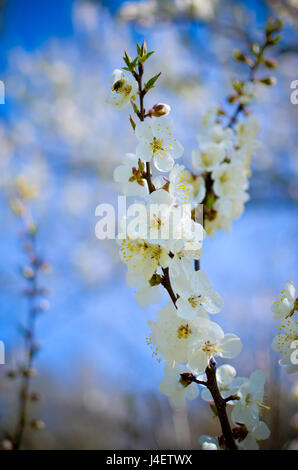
[251,43,260,55]
[259,77,276,86]
[149,103,171,117]
[232,80,243,93]
[179,373,195,387]
[232,49,247,62]
[29,419,45,431]
[264,58,277,69]
[228,95,238,104]
[265,18,282,35]
[149,273,162,287]
[23,266,35,279]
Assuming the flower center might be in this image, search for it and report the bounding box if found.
[177,324,192,339]
[188,295,204,308]
[151,214,162,229]
[201,153,212,167]
[202,340,217,355]
[147,244,162,260]
[150,137,164,154]
[112,79,132,97]
[219,172,230,184]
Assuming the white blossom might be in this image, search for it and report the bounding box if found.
[272,317,298,374]
[168,164,193,204]
[192,142,225,173]
[135,116,184,172]
[169,257,223,320]
[148,302,217,364]
[109,69,137,110]
[113,153,148,197]
[212,161,248,198]
[235,115,259,148]
[158,363,199,407]
[271,280,297,320]
[119,237,171,284]
[237,421,270,450]
[231,370,266,429]
[187,329,242,374]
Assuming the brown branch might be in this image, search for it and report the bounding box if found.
[205,359,238,450]
[224,394,240,403]
[161,267,178,306]
[182,359,238,451]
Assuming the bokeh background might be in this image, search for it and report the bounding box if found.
[0,0,297,450]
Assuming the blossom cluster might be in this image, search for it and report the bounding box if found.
[271,280,298,374]
[191,107,259,236]
[109,41,272,450]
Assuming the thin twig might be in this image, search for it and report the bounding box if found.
[13,231,39,450]
[228,36,274,127]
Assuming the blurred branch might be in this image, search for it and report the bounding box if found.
[2,179,50,450]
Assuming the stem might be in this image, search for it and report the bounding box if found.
[228,103,244,128]
[205,359,238,450]
[228,37,272,128]
[181,361,238,451]
[145,162,155,194]
[160,267,177,306]
[136,62,145,122]
[133,60,180,304]
[13,232,38,450]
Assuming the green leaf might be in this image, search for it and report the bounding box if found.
[129,115,136,131]
[144,72,161,91]
[131,101,139,114]
[138,158,145,172]
[123,51,132,67]
[141,39,147,57]
[145,51,154,60]
[209,403,218,418]
[270,34,282,45]
[123,51,138,72]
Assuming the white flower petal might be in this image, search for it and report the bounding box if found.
[219,333,242,359]
[153,153,174,172]
[136,285,162,308]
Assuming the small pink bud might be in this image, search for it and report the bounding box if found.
[149,103,171,117]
